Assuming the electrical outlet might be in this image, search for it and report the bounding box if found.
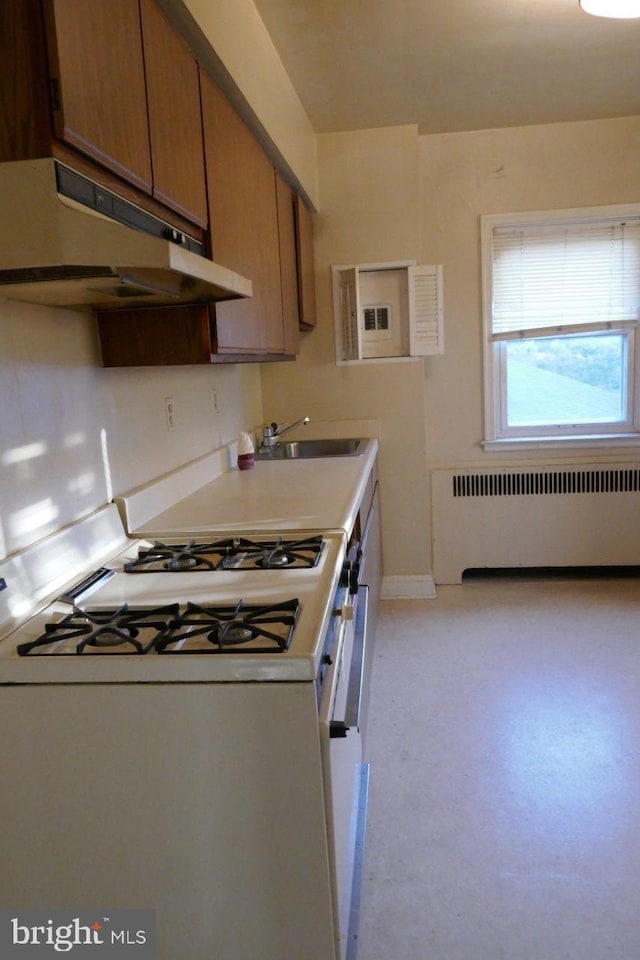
[165,397,175,431]
[211,388,220,415]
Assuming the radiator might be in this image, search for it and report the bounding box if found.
[431,464,640,584]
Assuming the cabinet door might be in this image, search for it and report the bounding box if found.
[140,0,207,227]
[44,0,152,192]
[0,0,52,161]
[294,195,317,330]
[98,306,213,366]
[336,267,363,361]
[200,70,284,355]
[275,172,300,357]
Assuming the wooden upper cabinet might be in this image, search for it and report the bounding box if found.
[98,305,214,366]
[201,70,284,355]
[37,0,206,227]
[0,0,51,161]
[276,172,300,357]
[294,194,317,330]
[139,0,207,227]
[44,0,152,192]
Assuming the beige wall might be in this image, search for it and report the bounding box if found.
[0,301,261,559]
[261,125,432,581]
[262,115,640,580]
[0,0,304,562]
[3,0,640,583]
[421,115,640,469]
[181,0,318,206]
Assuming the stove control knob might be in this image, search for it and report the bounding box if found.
[340,560,360,595]
[322,653,333,666]
[341,603,355,622]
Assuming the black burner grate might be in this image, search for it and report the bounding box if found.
[156,599,300,654]
[18,604,180,656]
[16,600,301,656]
[124,537,323,573]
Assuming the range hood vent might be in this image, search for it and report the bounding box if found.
[0,159,252,311]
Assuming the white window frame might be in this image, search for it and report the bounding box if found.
[481,204,640,449]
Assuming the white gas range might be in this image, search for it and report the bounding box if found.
[0,505,346,685]
[0,491,367,960]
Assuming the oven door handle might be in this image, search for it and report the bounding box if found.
[330,584,369,739]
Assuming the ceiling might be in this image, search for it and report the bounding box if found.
[251,0,640,135]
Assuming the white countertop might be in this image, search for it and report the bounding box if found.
[117,438,379,537]
[1,437,379,683]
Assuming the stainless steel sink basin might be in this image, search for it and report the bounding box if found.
[256,438,364,460]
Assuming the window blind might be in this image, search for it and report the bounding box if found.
[490,218,640,340]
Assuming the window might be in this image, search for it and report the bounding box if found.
[481,206,640,445]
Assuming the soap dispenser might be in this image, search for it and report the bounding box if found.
[237,431,255,470]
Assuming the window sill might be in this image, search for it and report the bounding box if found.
[482,434,640,452]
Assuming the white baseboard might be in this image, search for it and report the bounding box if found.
[381,575,437,600]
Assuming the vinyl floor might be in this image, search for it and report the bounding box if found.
[357,578,640,960]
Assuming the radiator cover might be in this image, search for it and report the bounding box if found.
[432,465,640,584]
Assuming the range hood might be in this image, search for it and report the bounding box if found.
[0,159,252,310]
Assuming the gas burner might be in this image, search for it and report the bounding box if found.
[156,599,300,654]
[91,627,134,648]
[17,604,180,656]
[167,554,199,571]
[125,536,324,573]
[124,540,234,573]
[256,549,291,568]
[220,625,255,645]
[245,536,324,570]
[221,536,324,571]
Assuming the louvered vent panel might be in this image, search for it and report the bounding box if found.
[409,264,444,356]
[453,468,640,497]
[413,273,439,347]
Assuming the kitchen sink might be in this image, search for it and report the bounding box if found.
[256,438,364,460]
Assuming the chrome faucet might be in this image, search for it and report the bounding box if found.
[261,416,310,449]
